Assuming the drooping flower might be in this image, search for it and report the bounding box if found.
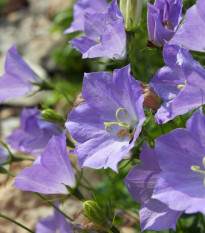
[70,0,126,60]
[0,146,9,164]
[150,43,205,124]
[170,0,205,52]
[152,109,205,214]
[0,45,39,103]
[66,65,145,172]
[64,0,108,34]
[147,0,183,47]
[6,107,61,155]
[125,142,182,231]
[14,135,76,194]
[36,203,72,233]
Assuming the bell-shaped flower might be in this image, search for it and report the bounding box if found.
[125,142,182,231]
[66,65,145,172]
[150,43,205,124]
[147,0,183,46]
[170,0,205,52]
[153,109,205,214]
[6,107,61,156]
[0,146,9,164]
[70,0,126,60]
[64,0,108,34]
[14,135,76,194]
[36,203,72,233]
[0,45,39,103]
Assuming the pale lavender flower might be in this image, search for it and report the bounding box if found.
[0,146,9,164]
[14,135,76,194]
[150,43,205,124]
[70,0,126,60]
[36,203,72,233]
[153,109,205,214]
[170,0,205,52]
[64,0,108,34]
[66,65,145,172]
[6,107,61,156]
[147,0,183,46]
[0,45,39,103]
[125,142,182,231]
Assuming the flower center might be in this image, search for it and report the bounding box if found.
[177,80,187,90]
[191,157,205,185]
[104,108,136,141]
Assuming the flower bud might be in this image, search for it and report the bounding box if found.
[120,0,143,31]
[140,82,160,111]
[83,200,110,231]
[40,108,66,124]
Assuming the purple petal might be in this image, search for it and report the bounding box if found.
[0,146,9,164]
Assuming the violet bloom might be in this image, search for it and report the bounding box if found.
[66,65,145,172]
[147,0,183,47]
[64,0,108,34]
[153,109,205,214]
[14,135,76,194]
[6,107,61,155]
[0,146,9,164]
[36,203,72,233]
[150,43,205,124]
[125,142,182,231]
[170,0,205,52]
[0,45,39,103]
[70,0,126,60]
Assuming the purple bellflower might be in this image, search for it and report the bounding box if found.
[150,43,205,124]
[14,135,76,194]
[36,203,72,233]
[64,0,108,34]
[6,107,61,156]
[153,109,205,214]
[170,0,205,52]
[66,65,145,172]
[0,45,39,103]
[70,0,126,60]
[125,142,182,231]
[147,0,183,47]
[0,146,9,164]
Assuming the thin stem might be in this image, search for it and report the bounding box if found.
[158,124,165,134]
[0,213,34,233]
[34,192,73,222]
[200,213,205,230]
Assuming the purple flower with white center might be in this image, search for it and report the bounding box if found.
[36,203,72,233]
[14,135,76,194]
[0,45,39,103]
[170,0,205,52]
[150,43,205,124]
[147,0,183,47]
[66,65,145,172]
[6,107,61,156]
[0,146,9,164]
[152,109,205,214]
[64,0,108,34]
[125,142,182,231]
[70,0,126,60]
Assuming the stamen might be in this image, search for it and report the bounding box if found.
[191,165,205,175]
[177,80,187,90]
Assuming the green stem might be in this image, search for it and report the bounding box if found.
[200,213,205,230]
[158,124,165,134]
[110,226,120,233]
[0,213,34,233]
[34,192,73,222]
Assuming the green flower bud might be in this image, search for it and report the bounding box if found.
[83,200,111,232]
[120,0,143,31]
[40,108,66,124]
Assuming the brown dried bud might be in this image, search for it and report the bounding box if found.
[140,82,160,111]
[73,93,85,108]
[73,212,102,231]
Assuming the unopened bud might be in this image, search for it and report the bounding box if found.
[73,93,85,107]
[140,82,160,111]
[40,108,66,124]
[120,0,143,31]
[83,200,110,231]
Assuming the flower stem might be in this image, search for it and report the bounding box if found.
[0,213,34,233]
[34,192,73,222]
